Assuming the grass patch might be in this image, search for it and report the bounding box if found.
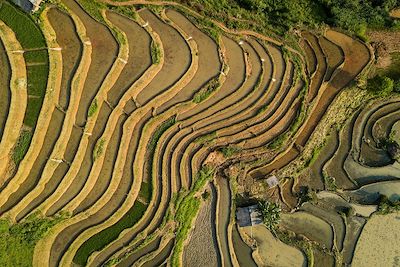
[107,5,138,20]
[0,2,46,49]
[76,0,106,23]
[0,213,67,267]
[27,64,49,97]
[12,130,33,166]
[138,182,151,202]
[24,50,49,64]
[171,166,214,267]
[88,99,98,117]
[194,131,217,145]
[219,145,241,158]
[24,98,44,128]
[192,77,220,103]
[304,143,324,168]
[73,201,147,266]
[150,40,162,65]
[93,138,105,161]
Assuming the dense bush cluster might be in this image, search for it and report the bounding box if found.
[367,75,400,96]
[177,0,400,36]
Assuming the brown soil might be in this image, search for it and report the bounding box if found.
[0,108,65,217]
[106,11,152,107]
[301,38,317,76]
[178,35,245,122]
[0,38,11,142]
[136,9,190,105]
[319,36,344,82]
[215,177,233,267]
[280,211,334,249]
[46,103,112,216]
[64,0,118,127]
[47,7,82,110]
[303,32,327,102]
[157,9,221,113]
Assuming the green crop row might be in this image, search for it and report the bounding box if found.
[0,2,46,49]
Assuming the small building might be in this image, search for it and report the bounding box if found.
[11,0,43,12]
[266,175,279,188]
[236,205,262,227]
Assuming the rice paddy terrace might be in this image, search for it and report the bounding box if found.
[0,0,399,266]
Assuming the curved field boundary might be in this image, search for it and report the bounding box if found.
[319,35,344,83]
[3,1,93,222]
[0,7,63,216]
[34,10,199,266]
[0,38,11,149]
[56,10,129,214]
[41,7,127,215]
[251,30,372,180]
[0,21,27,184]
[74,12,206,264]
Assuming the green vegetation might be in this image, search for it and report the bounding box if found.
[0,2,46,49]
[0,213,67,267]
[276,228,319,267]
[93,138,105,161]
[220,145,241,158]
[151,40,162,65]
[194,131,217,145]
[171,0,400,39]
[304,143,324,168]
[76,0,106,23]
[171,166,214,267]
[323,173,337,191]
[138,182,152,201]
[379,52,400,81]
[257,200,281,233]
[24,50,49,64]
[88,99,98,117]
[73,201,147,266]
[107,5,138,20]
[367,75,395,96]
[376,194,400,214]
[0,1,49,165]
[192,77,221,103]
[12,130,33,166]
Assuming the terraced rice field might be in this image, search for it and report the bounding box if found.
[1,0,399,266]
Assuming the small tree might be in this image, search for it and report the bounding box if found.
[257,200,281,233]
[367,75,394,96]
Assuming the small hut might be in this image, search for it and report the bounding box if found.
[236,205,262,227]
[11,0,43,12]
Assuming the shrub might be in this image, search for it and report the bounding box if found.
[366,75,394,96]
[376,194,400,214]
[257,200,281,233]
